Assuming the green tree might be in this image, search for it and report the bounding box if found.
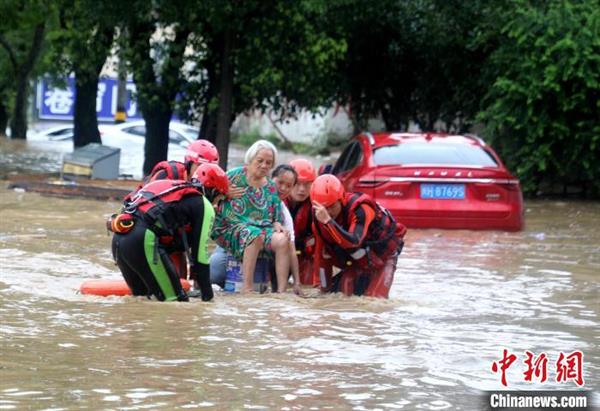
[47,0,118,147]
[479,0,600,197]
[0,0,55,139]
[0,49,12,136]
[411,0,503,132]
[327,0,501,132]
[326,0,415,131]
[181,0,346,168]
[121,0,196,175]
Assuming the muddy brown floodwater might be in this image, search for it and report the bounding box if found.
[1,184,598,409]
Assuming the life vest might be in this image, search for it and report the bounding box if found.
[126,179,201,239]
[123,161,188,203]
[285,198,313,251]
[147,160,188,182]
[314,192,404,266]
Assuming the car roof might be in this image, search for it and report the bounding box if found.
[100,120,197,131]
[37,125,74,134]
[361,132,487,149]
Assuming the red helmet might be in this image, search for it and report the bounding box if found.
[290,158,316,183]
[185,140,219,164]
[192,163,229,196]
[310,174,344,207]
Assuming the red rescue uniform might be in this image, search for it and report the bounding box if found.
[284,198,316,285]
[312,192,406,298]
[122,160,190,277]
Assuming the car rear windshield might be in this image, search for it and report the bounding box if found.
[372,143,498,167]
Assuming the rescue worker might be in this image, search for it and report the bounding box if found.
[285,159,317,285]
[183,139,220,168]
[121,139,220,278]
[310,174,406,298]
[110,163,229,302]
[124,139,220,201]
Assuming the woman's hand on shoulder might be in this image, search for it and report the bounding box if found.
[227,183,245,199]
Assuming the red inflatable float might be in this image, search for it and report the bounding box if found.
[79,278,191,297]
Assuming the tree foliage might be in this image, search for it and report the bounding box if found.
[0,0,56,138]
[1,0,598,199]
[478,0,600,196]
[46,0,118,147]
[326,0,498,132]
[179,0,346,167]
[120,0,197,175]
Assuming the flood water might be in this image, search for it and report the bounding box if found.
[1,136,599,409]
[1,185,598,410]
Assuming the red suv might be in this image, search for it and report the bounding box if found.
[324,132,524,231]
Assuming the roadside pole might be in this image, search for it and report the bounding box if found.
[115,56,127,124]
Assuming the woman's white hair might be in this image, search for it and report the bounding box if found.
[244,139,278,165]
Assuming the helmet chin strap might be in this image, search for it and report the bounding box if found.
[203,186,217,202]
[190,179,220,203]
[211,193,225,207]
[190,179,205,194]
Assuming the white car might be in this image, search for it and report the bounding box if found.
[28,124,75,141]
[98,121,199,178]
[98,120,199,148]
[29,120,198,147]
[26,120,199,179]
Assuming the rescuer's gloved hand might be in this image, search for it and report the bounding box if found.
[194,270,213,302]
[177,291,189,302]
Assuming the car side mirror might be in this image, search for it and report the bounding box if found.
[318,164,333,175]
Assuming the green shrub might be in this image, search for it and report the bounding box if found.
[478,0,600,198]
[231,129,279,147]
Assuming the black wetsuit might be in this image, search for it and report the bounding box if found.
[111,194,215,301]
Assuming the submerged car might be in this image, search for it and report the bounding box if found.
[324,132,524,231]
[29,121,198,148]
[98,120,198,148]
[29,121,200,179]
[28,124,75,141]
[98,121,199,178]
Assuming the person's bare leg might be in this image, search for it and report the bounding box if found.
[271,233,290,292]
[242,236,263,293]
[289,243,301,294]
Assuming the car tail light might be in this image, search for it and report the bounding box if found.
[499,179,521,191]
[491,179,520,185]
[483,178,521,192]
[355,177,388,188]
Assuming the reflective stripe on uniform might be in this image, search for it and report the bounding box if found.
[143,229,177,301]
[196,196,215,265]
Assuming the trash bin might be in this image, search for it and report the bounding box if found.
[62,143,120,180]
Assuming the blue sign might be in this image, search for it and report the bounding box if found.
[36,77,142,121]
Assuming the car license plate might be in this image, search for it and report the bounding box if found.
[420,183,465,199]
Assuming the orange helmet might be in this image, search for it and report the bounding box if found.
[290,158,316,183]
[185,139,219,164]
[192,163,229,197]
[310,174,344,207]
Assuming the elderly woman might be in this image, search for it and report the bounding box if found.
[211,140,291,293]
